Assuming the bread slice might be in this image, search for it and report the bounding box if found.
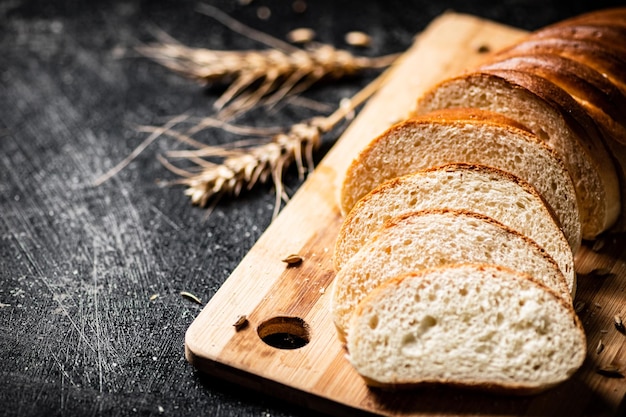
[339,108,581,248]
[414,70,620,239]
[346,264,586,394]
[334,163,576,281]
[330,209,572,343]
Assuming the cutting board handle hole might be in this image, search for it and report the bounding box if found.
[257,316,310,350]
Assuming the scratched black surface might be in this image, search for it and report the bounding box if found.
[1,1,625,416]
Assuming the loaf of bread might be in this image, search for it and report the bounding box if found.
[331,209,572,343]
[476,48,626,233]
[333,163,575,284]
[331,7,626,393]
[346,264,586,393]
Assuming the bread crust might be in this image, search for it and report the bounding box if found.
[545,7,626,28]
[476,68,611,160]
[481,68,621,234]
[526,24,626,55]
[413,107,534,133]
[496,37,626,92]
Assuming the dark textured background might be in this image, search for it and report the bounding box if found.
[1,1,624,416]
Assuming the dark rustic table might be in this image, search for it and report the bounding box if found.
[2,1,624,416]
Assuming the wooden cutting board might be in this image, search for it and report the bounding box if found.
[185,12,626,417]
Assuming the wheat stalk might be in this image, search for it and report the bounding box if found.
[94,3,399,218]
[160,118,325,218]
[137,3,400,117]
[155,70,393,218]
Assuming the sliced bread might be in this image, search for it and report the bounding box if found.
[330,209,572,343]
[346,264,586,394]
[414,70,620,239]
[477,54,626,233]
[334,163,576,281]
[339,108,581,248]
[478,53,626,143]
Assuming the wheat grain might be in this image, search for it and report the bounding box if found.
[287,28,316,44]
[158,68,391,218]
[282,254,304,265]
[137,42,398,117]
[164,117,325,219]
[95,4,398,215]
[136,4,399,117]
[345,31,372,47]
[233,315,249,331]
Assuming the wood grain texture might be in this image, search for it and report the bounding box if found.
[185,12,626,416]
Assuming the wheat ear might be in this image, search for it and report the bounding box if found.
[159,69,393,218]
[136,3,400,117]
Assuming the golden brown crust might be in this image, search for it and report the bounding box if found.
[476,69,621,234]
[496,37,626,92]
[414,69,619,237]
[527,24,626,54]
[410,107,534,134]
[545,7,626,28]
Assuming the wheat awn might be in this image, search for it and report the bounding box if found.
[136,3,399,117]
